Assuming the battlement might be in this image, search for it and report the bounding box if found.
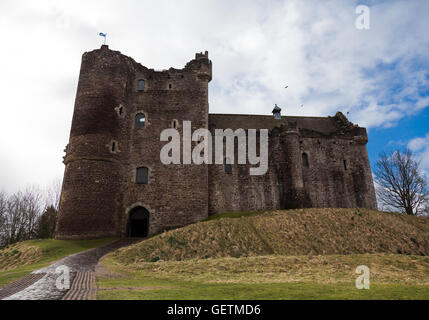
[83,45,212,82]
[196,51,209,60]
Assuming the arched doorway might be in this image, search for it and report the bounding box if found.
[128,207,149,238]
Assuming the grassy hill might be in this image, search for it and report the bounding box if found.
[0,238,117,287]
[97,208,429,300]
[110,208,429,263]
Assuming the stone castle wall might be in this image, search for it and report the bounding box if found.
[207,115,377,215]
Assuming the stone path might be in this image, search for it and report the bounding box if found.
[0,239,141,300]
[0,273,46,300]
[62,271,97,300]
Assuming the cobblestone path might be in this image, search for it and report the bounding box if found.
[0,239,140,300]
[62,271,97,300]
[0,273,46,300]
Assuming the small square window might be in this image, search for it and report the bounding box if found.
[136,167,149,184]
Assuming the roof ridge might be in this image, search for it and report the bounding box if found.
[209,113,329,119]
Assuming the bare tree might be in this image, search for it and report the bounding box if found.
[374,149,428,215]
[0,180,64,247]
[0,191,7,247]
[0,186,44,247]
[45,178,62,210]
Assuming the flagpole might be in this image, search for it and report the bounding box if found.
[99,32,107,45]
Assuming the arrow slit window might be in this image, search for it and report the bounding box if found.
[224,157,232,174]
[302,153,309,168]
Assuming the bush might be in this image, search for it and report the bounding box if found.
[150,256,160,263]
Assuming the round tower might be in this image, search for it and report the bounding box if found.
[272,122,306,209]
[56,45,131,239]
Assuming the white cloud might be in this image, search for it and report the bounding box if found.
[416,96,429,110]
[0,0,428,193]
[409,135,429,152]
[408,133,429,177]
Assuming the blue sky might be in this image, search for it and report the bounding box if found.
[0,0,428,193]
[364,56,429,170]
[368,107,429,169]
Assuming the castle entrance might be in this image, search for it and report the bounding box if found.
[128,207,149,238]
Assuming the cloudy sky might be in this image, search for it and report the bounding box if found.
[0,0,428,194]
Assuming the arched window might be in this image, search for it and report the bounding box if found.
[224,157,232,174]
[343,160,348,170]
[135,113,146,128]
[136,167,149,184]
[138,79,145,91]
[302,153,309,168]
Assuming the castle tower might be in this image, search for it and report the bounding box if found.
[121,50,212,237]
[271,122,307,209]
[56,46,212,239]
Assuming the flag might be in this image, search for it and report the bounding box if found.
[99,32,106,37]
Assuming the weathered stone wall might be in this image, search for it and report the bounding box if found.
[298,135,377,209]
[207,114,377,215]
[122,52,211,235]
[207,130,281,214]
[56,46,131,239]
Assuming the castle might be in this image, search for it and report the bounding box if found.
[55,45,377,239]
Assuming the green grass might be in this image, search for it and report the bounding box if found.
[97,253,429,300]
[0,238,117,287]
[96,208,429,300]
[98,281,429,300]
[205,210,265,221]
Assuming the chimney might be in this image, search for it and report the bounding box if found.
[272,104,282,119]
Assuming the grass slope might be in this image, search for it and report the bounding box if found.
[97,209,429,300]
[0,238,117,287]
[111,208,429,263]
[98,254,429,300]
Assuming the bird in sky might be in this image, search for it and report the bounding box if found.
[285,85,288,88]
